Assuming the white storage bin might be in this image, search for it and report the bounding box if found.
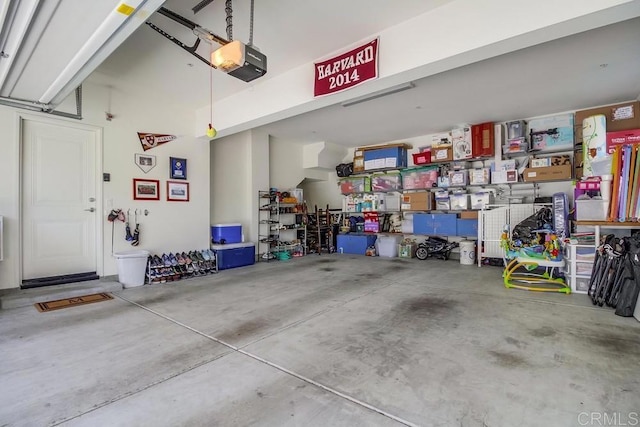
[575,199,609,221]
[376,235,403,257]
[572,277,590,294]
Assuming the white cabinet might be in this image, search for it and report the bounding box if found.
[564,243,596,294]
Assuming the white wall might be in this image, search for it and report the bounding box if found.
[0,105,21,289]
[269,137,305,190]
[210,129,269,246]
[300,175,343,210]
[211,131,251,228]
[0,80,210,289]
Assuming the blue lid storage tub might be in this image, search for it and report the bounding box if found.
[211,223,243,244]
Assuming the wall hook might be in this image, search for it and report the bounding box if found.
[144,209,149,216]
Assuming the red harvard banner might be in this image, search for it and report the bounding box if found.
[314,38,379,97]
[137,132,177,151]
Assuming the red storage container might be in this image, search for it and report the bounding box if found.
[472,122,494,157]
[412,149,431,165]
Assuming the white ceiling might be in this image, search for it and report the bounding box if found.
[94,0,454,107]
[3,1,639,149]
[258,16,640,147]
[93,2,640,148]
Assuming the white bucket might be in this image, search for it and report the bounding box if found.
[459,240,476,266]
[114,250,150,288]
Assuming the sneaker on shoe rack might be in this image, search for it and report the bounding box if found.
[162,253,172,267]
[169,253,178,266]
[153,255,163,267]
[176,252,186,265]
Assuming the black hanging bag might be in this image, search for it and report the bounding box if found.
[335,162,354,177]
[615,234,640,317]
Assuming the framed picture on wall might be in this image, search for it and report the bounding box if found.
[167,181,189,202]
[134,153,157,173]
[133,179,160,200]
[169,157,187,180]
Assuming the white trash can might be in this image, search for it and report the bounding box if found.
[114,250,150,288]
[459,240,476,266]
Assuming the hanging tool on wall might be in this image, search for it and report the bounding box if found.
[125,209,134,242]
[131,210,140,246]
[107,209,125,255]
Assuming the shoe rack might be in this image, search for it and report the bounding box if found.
[146,249,217,284]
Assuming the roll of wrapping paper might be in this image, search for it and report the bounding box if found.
[625,145,637,221]
[608,146,621,221]
[634,147,640,220]
[618,145,630,222]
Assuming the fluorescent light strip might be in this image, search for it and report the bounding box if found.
[341,82,415,107]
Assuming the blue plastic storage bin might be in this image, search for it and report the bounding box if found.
[336,234,377,255]
[363,147,407,170]
[432,214,457,235]
[212,242,255,270]
[456,218,478,237]
[211,223,242,244]
[413,213,457,235]
[413,213,434,235]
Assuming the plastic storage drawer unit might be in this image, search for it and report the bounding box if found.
[212,243,255,270]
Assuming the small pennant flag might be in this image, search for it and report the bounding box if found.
[137,132,177,151]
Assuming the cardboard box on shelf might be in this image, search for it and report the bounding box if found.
[452,127,472,160]
[356,142,413,155]
[522,164,572,182]
[606,129,640,153]
[530,155,571,168]
[353,156,364,172]
[459,210,479,219]
[575,101,640,144]
[431,146,453,162]
[401,191,435,211]
[432,132,452,147]
[470,168,490,185]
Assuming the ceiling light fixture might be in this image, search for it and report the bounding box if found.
[341,82,415,107]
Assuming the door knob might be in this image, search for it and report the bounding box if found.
[84,207,96,212]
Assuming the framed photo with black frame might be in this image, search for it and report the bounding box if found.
[169,157,187,180]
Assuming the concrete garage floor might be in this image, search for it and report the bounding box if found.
[1,255,640,427]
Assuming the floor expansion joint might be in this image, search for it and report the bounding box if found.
[114,293,420,427]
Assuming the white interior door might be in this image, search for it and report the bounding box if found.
[22,119,98,281]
